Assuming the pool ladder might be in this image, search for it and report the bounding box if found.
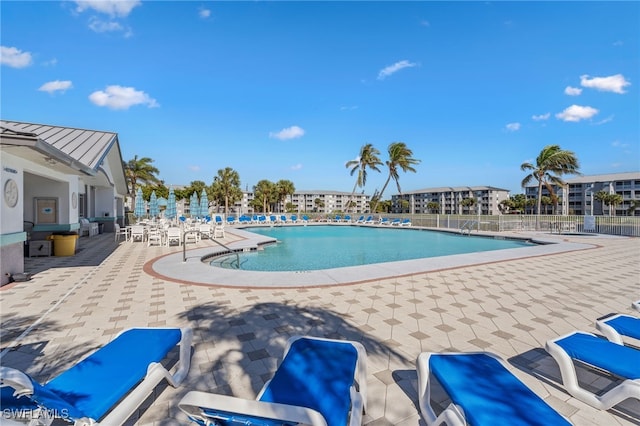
[182,229,241,268]
[460,220,477,235]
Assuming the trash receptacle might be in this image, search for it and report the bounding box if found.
[98,223,105,234]
[47,232,78,256]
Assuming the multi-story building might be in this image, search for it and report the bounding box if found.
[391,186,510,215]
[524,171,640,216]
[227,190,370,214]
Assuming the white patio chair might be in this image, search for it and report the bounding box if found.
[114,223,129,242]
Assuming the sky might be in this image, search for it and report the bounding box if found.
[1,1,639,196]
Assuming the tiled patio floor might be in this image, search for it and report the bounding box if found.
[1,228,638,425]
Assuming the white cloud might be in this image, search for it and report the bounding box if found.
[74,0,141,18]
[0,46,33,68]
[88,85,159,110]
[532,113,550,121]
[611,140,629,148]
[377,60,417,80]
[505,122,521,132]
[269,125,305,140]
[580,74,630,94]
[594,115,614,125]
[340,105,358,111]
[88,17,126,34]
[199,8,211,19]
[188,165,201,172]
[290,163,303,171]
[564,86,582,96]
[555,105,599,122]
[38,80,73,94]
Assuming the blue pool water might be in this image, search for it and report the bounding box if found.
[211,225,531,272]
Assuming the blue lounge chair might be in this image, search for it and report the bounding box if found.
[379,217,390,225]
[417,352,571,426]
[290,214,298,223]
[545,331,640,410]
[363,216,374,224]
[355,215,365,224]
[301,215,309,223]
[178,336,367,426]
[596,313,640,345]
[344,215,351,223]
[1,327,192,425]
[400,218,412,226]
[226,216,236,225]
[390,218,401,226]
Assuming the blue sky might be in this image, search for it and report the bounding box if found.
[2,1,638,195]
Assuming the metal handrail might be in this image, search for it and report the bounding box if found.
[182,230,240,268]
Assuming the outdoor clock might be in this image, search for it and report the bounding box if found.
[4,178,19,208]
[72,192,77,208]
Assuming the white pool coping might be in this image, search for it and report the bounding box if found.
[149,227,597,288]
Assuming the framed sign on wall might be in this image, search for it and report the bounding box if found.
[35,197,58,224]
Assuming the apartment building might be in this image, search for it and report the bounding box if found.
[230,190,370,214]
[391,186,510,215]
[524,171,640,216]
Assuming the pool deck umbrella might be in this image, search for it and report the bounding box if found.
[200,189,209,219]
[190,192,200,218]
[134,187,145,219]
[149,191,159,219]
[165,188,177,222]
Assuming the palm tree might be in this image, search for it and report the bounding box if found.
[460,197,476,214]
[124,155,160,193]
[211,167,242,215]
[345,143,382,213]
[254,179,276,213]
[595,191,623,216]
[276,179,296,213]
[370,142,420,213]
[628,200,640,216]
[520,145,580,215]
[124,155,160,212]
[427,201,440,214]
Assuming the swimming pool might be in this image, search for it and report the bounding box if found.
[210,225,532,272]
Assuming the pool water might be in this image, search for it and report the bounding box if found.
[211,225,531,272]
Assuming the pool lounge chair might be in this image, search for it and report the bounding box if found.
[379,217,390,225]
[417,352,570,426]
[0,327,192,426]
[363,216,374,224]
[355,215,365,224]
[400,218,412,226]
[178,336,367,426]
[596,313,640,345]
[390,218,401,226]
[545,331,640,410]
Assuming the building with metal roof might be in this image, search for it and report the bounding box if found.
[1,120,128,285]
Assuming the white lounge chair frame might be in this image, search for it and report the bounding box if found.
[595,313,640,345]
[545,331,640,410]
[1,327,192,426]
[179,335,367,426]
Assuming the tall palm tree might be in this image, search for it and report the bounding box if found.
[520,145,580,215]
[370,142,420,213]
[254,179,276,213]
[345,143,382,213]
[124,155,160,212]
[276,179,296,213]
[211,167,242,215]
[124,155,161,194]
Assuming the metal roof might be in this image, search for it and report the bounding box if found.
[1,119,128,194]
[1,120,118,171]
